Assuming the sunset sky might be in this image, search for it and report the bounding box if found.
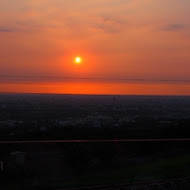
[0,0,190,95]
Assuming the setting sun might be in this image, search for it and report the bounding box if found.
[75,57,82,64]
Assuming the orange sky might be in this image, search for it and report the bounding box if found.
[1,82,190,96]
[0,0,190,95]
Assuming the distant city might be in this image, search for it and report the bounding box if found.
[0,93,190,140]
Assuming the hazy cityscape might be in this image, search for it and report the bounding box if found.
[0,94,190,140]
[0,94,190,189]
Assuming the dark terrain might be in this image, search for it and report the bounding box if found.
[0,93,190,189]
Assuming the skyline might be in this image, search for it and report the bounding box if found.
[0,0,190,95]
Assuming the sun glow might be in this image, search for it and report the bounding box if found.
[75,56,82,64]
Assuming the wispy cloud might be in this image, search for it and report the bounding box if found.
[161,24,187,31]
[0,75,190,84]
[0,28,17,33]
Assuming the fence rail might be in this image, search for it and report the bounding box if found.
[1,138,190,143]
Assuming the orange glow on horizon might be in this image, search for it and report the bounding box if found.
[0,82,190,95]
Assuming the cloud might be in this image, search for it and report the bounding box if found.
[161,24,187,31]
[89,15,128,34]
[0,28,16,33]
